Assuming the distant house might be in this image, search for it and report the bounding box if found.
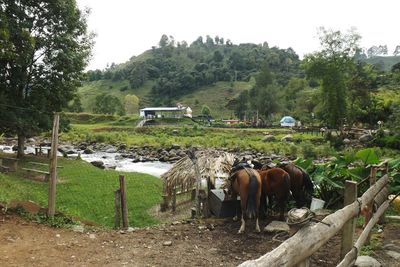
[139,106,192,119]
[280,116,296,127]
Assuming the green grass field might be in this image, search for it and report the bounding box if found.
[0,155,162,228]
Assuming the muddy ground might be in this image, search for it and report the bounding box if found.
[0,211,344,267]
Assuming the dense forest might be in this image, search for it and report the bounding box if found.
[77,32,400,129]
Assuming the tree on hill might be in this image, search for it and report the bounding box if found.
[93,94,124,115]
[304,27,361,128]
[0,0,93,157]
[367,45,388,57]
[393,45,400,56]
[201,105,211,116]
[124,94,140,115]
[68,97,84,113]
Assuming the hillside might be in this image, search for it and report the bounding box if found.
[76,35,400,124]
[77,35,302,118]
[78,79,254,119]
[364,56,400,71]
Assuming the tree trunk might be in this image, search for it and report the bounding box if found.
[17,134,25,158]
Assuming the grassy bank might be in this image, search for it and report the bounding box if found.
[62,123,338,158]
[0,155,162,228]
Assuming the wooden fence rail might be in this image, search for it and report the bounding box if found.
[160,186,196,212]
[239,174,390,267]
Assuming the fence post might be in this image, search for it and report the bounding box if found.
[114,189,121,229]
[160,180,169,212]
[188,149,202,218]
[365,167,377,244]
[340,180,358,259]
[172,187,177,212]
[119,175,129,229]
[48,113,59,217]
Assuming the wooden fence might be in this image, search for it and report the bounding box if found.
[160,185,196,212]
[239,162,391,267]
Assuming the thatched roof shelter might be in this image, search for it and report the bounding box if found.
[161,150,235,196]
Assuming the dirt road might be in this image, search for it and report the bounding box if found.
[0,211,345,267]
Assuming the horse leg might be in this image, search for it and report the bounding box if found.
[278,199,286,221]
[255,193,261,233]
[292,190,305,208]
[232,193,239,221]
[259,193,267,219]
[238,196,247,234]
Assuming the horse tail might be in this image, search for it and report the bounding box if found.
[246,170,259,219]
[301,169,314,195]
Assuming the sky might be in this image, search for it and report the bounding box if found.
[77,0,400,70]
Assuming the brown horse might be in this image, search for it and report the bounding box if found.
[258,168,291,221]
[229,168,262,234]
[279,163,314,208]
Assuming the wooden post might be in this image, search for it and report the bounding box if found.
[340,180,358,259]
[188,149,202,218]
[114,189,121,229]
[366,167,377,243]
[119,175,129,229]
[172,187,177,212]
[193,158,202,217]
[47,113,59,217]
[337,200,391,267]
[160,179,169,212]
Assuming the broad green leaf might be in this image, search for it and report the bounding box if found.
[355,148,379,165]
[294,158,313,170]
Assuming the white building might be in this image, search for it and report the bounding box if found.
[139,106,192,119]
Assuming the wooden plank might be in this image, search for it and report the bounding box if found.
[48,113,60,217]
[238,174,389,267]
[340,181,358,259]
[22,168,50,174]
[119,175,129,229]
[28,162,63,168]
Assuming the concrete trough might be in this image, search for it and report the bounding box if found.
[209,189,240,217]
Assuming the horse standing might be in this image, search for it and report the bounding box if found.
[258,168,291,221]
[279,163,314,208]
[229,168,262,234]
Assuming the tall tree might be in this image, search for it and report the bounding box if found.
[124,94,139,115]
[0,0,93,157]
[304,27,360,128]
[93,94,124,115]
[249,64,279,121]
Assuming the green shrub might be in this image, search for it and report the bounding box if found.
[300,141,317,159]
[375,135,400,149]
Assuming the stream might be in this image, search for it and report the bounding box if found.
[0,145,173,177]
